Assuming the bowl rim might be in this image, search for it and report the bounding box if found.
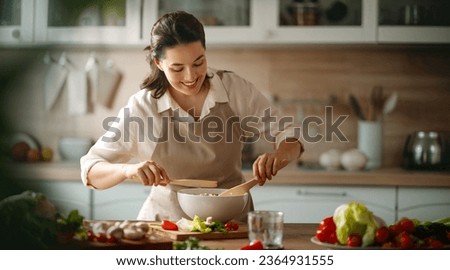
[177,188,248,197]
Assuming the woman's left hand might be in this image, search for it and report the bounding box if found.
[252,139,303,185]
[252,152,289,184]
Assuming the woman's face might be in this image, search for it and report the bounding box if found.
[155,41,207,97]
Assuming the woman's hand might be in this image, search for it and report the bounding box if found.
[252,152,289,184]
[252,139,303,184]
[122,160,170,186]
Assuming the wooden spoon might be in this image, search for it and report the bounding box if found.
[131,176,217,188]
[218,178,259,197]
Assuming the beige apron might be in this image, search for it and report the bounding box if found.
[137,94,253,221]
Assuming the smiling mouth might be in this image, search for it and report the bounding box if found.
[182,79,197,87]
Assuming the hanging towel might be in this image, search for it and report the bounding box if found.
[67,69,88,116]
[44,61,68,111]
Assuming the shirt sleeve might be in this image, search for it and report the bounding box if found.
[80,91,159,186]
[223,72,303,150]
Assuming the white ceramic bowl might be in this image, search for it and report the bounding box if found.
[58,137,93,161]
[177,188,248,222]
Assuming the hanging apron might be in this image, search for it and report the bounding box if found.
[137,96,253,221]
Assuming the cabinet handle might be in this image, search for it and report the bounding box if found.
[297,189,347,197]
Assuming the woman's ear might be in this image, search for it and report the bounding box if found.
[154,59,163,71]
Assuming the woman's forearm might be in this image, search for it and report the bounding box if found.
[86,162,128,189]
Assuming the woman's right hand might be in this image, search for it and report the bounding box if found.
[122,160,169,186]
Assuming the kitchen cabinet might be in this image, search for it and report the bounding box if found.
[0,0,34,44]
[2,0,449,45]
[397,187,450,221]
[16,179,92,219]
[33,0,141,44]
[251,185,397,224]
[378,0,450,43]
[92,182,151,220]
[142,0,266,45]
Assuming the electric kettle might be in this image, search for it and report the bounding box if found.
[402,131,448,170]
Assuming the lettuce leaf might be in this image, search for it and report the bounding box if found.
[333,202,379,247]
[191,216,212,233]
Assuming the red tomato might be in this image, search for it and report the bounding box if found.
[95,233,108,243]
[375,226,390,244]
[240,240,264,250]
[315,229,329,243]
[319,216,336,233]
[398,218,415,233]
[107,235,117,243]
[399,232,414,249]
[389,224,402,236]
[87,230,95,241]
[327,231,338,244]
[427,239,444,249]
[161,219,178,230]
[225,222,239,231]
[346,233,362,247]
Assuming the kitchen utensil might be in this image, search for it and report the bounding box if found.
[357,120,382,169]
[169,179,218,188]
[177,188,248,222]
[130,176,218,188]
[382,92,398,115]
[369,86,383,121]
[349,94,366,120]
[402,131,447,170]
[218,178,259,197]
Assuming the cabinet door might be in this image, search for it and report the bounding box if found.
[34,0,141,44]
[0,0,34,43]
[378,0,450,43]
[251,185,396,224]
[17,180,91,219]
[397,187,450,221]
[92,182,151,220]
[263,0,377,44]
[142,0,266,45]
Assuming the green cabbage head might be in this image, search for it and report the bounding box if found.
[333,202,379,247]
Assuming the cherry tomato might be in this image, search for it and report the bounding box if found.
[240,240,264,250]
[427,238,444,249]
[95,233,108,243]
[389,224,402,236]
[107,235,117,243]
[225,222,239,231]
[346,233,362,247]
[398,218,415,233]
[375,226,390,244]
[161,219,178,231]
[399,232,414,249]
[87,230,95,241]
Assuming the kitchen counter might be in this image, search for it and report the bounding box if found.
[202,223,325,250]
[3,162,449,187]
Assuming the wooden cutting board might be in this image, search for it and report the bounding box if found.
[148,222,248,241]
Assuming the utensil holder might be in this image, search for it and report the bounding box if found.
[357,120,383,169]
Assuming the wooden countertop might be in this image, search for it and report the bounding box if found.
[201,223,325,250]
[2,161,450,187]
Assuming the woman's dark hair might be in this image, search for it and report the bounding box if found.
[141,11,209,98]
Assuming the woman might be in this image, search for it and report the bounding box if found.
[80,11,303,221]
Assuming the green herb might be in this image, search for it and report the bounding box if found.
[173,237,210,250]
